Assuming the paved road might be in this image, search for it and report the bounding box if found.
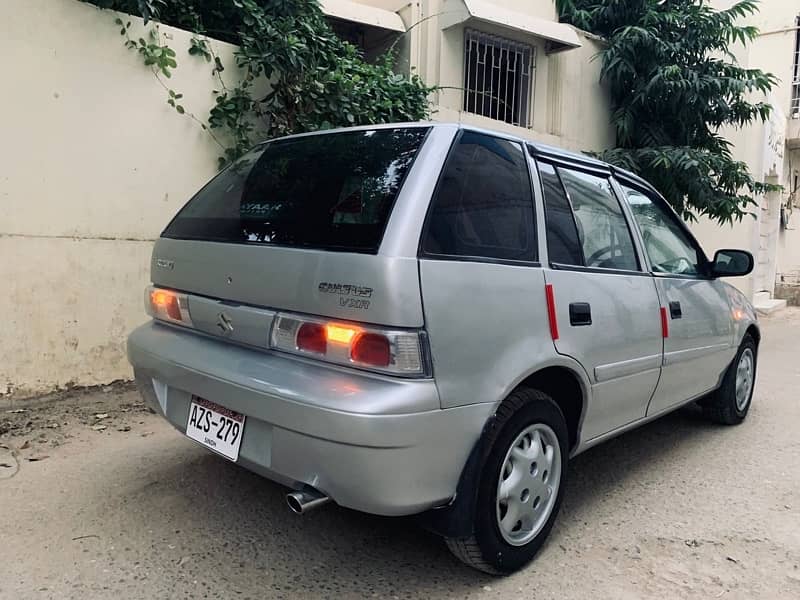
[1,311,799,599]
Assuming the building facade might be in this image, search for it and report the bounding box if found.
[321,0,614,153]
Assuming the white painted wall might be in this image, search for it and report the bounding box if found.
[1,0,245,396]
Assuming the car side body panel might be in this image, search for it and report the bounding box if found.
[546,268,664,441]
[646,276,735,414]
[419,260,566,410]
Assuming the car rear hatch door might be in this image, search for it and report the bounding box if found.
[150,126,431,336]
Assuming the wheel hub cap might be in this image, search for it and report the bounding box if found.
[735,348,754,411]
[496,423,561,546]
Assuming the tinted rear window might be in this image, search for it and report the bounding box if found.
[163,127,430,252]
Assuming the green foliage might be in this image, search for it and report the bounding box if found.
[115,18,176,78]
[188,36,212,62]
[137,0,165,24]
[86,0,433,167]
[557,0,780,224]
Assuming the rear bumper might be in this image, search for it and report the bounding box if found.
[127,321,493,516]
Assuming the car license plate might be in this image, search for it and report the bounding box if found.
[186,397,245,462]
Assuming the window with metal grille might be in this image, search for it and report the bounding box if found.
[792,15,800,118]
[463,29,535,128]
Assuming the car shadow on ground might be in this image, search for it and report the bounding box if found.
[120,403,724,595]
[562,403,716,518]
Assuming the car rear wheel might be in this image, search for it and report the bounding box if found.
[446,388,568,574]
[702,334,757,425]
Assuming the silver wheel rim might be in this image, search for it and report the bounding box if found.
[496,423,561,546]
[735,348,754,412]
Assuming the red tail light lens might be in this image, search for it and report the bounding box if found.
[296,322,327,354]
[146,286,193,326]
[153,292,181,321]
[350,333,391,367]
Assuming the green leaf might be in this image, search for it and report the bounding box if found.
[176,105,185,114]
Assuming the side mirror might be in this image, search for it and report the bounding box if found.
[710,249,754,278]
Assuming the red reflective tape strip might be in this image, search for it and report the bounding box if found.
[660,306,669,338]
[545,283,559,341]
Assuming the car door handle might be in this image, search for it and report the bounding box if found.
[569,302,592,326]
[669,301,682,319]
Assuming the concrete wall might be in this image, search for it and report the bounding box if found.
[1,0,244,397]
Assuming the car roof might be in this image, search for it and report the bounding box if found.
[260,121,660,197]
[445,123,661,195]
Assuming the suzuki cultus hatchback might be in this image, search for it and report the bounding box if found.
[128,123,759,574]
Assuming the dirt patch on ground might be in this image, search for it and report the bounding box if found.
[0,383,149,474]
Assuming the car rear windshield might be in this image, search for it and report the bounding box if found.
[162,127,430,252]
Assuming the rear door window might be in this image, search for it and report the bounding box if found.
[163,127,430,253]
[537,162,583,265]
[558,168,639,271]
[539,160,640,272]
[421,131,536,262]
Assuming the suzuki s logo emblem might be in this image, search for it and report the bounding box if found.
[216,312,234,336]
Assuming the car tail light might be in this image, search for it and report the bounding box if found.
[351,333,391,367]
[296,322,327,354]
[145,286,193,326]
[270,313,429,377]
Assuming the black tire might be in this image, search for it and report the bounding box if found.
[446,387,569,574]
[702,334,757,425]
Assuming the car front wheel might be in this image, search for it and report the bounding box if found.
[446,388,568,574]
[702,334,757,425]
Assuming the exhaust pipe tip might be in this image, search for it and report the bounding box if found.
[287,489,330,514]
[287,492,305,514]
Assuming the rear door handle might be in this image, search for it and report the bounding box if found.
[569,302,592,326]
[669,301,682,319]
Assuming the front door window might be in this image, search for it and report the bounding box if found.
[621,185,703,276]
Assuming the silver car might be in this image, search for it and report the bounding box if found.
[128,123,759,574]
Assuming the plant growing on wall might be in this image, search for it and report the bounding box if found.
[557,0,779,224]
[83,0,433,167]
